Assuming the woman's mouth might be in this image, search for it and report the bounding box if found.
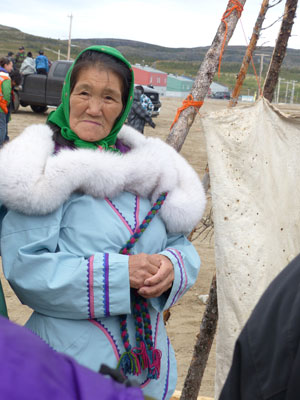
[82,120,101,126]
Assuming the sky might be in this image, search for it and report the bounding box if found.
[1,0,299,50]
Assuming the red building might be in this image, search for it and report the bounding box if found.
[132,65,167,96]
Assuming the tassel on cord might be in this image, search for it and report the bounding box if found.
[117,349,141,376]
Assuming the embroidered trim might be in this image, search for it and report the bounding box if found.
[89,319,121,360]
[103,253,110,317]
[134,195,140,232]
[105,198,134,235]
[166,248,187,306]
[87,256,95,319]
[162,338,170,400]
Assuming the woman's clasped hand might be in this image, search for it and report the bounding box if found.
[129,253,174,298]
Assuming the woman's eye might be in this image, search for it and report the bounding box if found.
[79,91,89,97]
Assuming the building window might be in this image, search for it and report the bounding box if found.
[157,77,160,84]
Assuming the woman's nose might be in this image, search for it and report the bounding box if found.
[86,97,103,116]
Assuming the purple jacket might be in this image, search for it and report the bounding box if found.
[0,316,144,400]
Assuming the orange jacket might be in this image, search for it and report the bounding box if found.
[0,74,11,114]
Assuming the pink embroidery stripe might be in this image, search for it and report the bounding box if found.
[89,319,120,361]
[105,198,134,235]
[88,256,95,319]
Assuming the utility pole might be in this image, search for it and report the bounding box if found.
[255,53,270,87]
[67,13,73,61]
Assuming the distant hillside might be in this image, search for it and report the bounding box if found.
[1,24,300,98]
[1,24,300,68]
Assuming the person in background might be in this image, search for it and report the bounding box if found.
[0,316,148,400]
[15,46,25,71]
[0,57,13,146]
[20,52,36,76]
[6,52,16,70]
[138,85,154,117]
[4,70,22,142]
[127,86,156,134]
[35,50,49,75]
[0,45,206,400]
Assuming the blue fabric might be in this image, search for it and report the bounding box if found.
[1,191,201,400]
[0,316,144,399]
[35,55,49,72]
[0,113,7,145]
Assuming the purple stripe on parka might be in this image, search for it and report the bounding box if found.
[87,256,95,319]
[162,338,170,400]
[103,253,110,317]
[133,195,140,231]
[165,249,186,307]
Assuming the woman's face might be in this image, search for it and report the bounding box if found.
[4,61,13,73]
[69,66,123,142]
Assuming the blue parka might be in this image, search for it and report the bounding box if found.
[0,124,206,400]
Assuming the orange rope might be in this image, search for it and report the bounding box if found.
[170,94,203,130]
[218,0,244,78]
[239,17,263,96]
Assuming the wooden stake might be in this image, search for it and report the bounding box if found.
[263,0,298,102]
[180,275,218,400]
[229,0,270,107]
[166,0,247,153]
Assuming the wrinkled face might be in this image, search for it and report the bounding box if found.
[5,61,13,73]
[69,66,123,142]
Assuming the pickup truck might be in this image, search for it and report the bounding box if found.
[13,60,161,116]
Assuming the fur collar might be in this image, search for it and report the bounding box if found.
[0,124,206,233]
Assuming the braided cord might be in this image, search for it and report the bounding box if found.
[120,192,168,255]
[117,192,167,379]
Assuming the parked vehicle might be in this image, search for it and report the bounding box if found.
[212,91,231,100]
[13,60,162,116]
[13,60,72,113]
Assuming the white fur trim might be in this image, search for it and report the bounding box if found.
[0,124,206,233]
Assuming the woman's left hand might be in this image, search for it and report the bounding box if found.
[137,254,174,298]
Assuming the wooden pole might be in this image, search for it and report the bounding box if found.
[180,275,218,400]
[229,0,270,107]
[263,0,298,102]
[166,0,247,153]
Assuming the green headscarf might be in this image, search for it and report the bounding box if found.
[47,45,134,151]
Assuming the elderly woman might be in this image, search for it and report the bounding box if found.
[0,46,206,400]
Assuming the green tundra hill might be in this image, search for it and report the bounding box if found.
[1,24,300,99]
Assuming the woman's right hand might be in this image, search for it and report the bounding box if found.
[128,253,160,290]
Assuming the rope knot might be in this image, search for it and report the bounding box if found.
[170,94,204,130]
